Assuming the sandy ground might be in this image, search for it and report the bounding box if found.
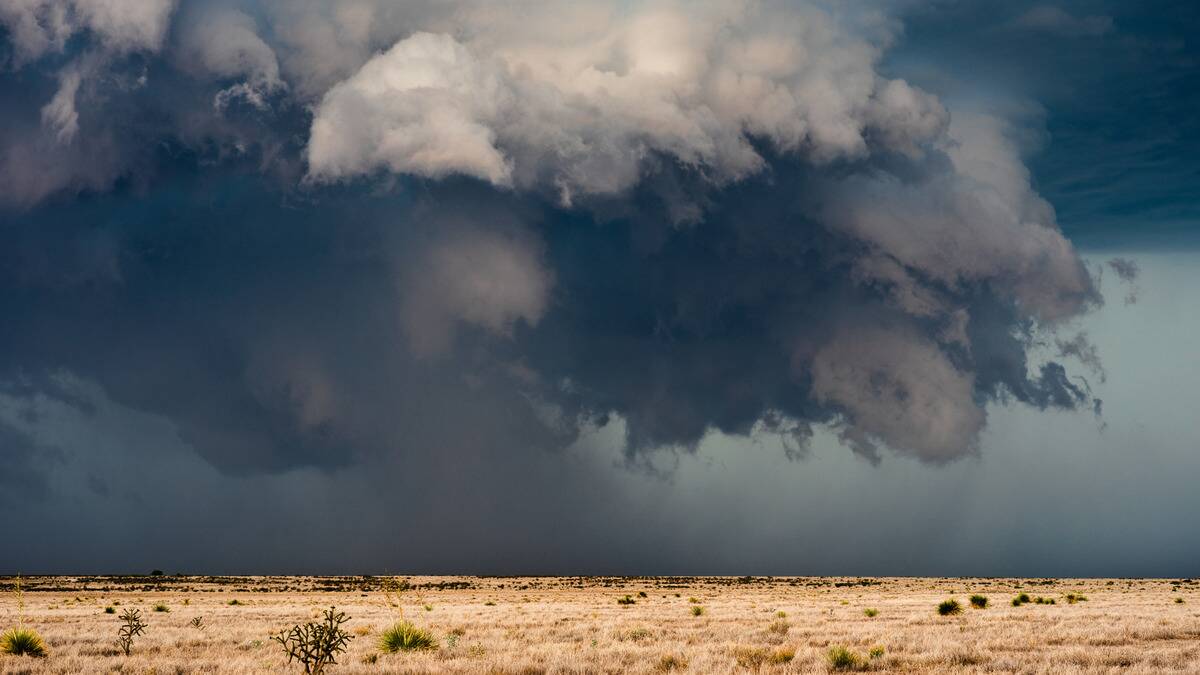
[0,575,1198,674]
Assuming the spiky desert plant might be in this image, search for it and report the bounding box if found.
[969,595,989,609]
[937,599,963,616]
[378,621,437,653]
[116,607,148,656]
[1,627,48,657]
[272,606,354,674]
[2,575,48,657]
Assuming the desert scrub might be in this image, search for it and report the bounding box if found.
[731,646,770,670]
[153,603,170,612]
[690,605,706,616]
[617,595,637,605]
[869,646,885,659]
[1065,593,1088,604]
[228,599,242,606]
[767,619,790,635]
[655,653,688,672]
[104,606,115,614]
[863,607,878,617]
[1012,593,1031,606]
[970,595,988,609]
[273,607,354,674]
[1,627,49,658]
[378,621,437,653]
[769,647,795,664]
[937,599,963,616]
[827,645,865,671]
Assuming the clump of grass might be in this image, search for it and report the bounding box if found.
[1,627,49,658]
[153,603,170,612]
[775,610,787,618]
[190,616,204,629]
[869,646,885,659]
[228,599,242,606]
[1175,597,1185,604]
[638,591,648,598]
[767,619,789,635]
[769,647,795,664]
[690,605,706,616]
[969,595,988,609]
[104,606,115,614]
[1033,596,1055,605]
[937,599,963,616]
[863,607,878,617]
[655,653,688,671]
[484,600,496,606]
[827,645,865,671]
[362,653,378,665]
[732,646,770,670]
[378,622,438,653]
[617,595,637,605]
[423,604,432,612]
[1065,593,1088,604]
[1012,593,1031,606]
[687,597,701,604]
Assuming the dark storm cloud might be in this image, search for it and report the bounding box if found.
[1,0,1195,574]
[0,0,1108,474]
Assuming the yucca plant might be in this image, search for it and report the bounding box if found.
[1,627,48,657]
[937,599,963,616]
[378,621,437,653]
[2,574,48,657]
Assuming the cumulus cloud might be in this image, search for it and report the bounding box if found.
[0,0,176,64]
[175,5,284,110]
[0,0,1108,471]
[306,2,947,205]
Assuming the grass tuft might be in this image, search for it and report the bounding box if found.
[655,653,688,672]
[827,645,865,671]
[690,605,706,616]
[863,607,878,617]
[153,604,169,612]
[937,599,963,616]
[969,595,988,609]
[1,627,49,657]
[378,622,438,653]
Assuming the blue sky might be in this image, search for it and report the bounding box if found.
[0,0,1197,575]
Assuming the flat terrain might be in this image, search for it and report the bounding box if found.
[0,575,1197,674]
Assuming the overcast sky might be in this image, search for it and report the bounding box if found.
[0,0,1197,576]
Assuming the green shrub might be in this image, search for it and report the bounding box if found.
[153,604,170,612]
[767,619,789,635]
[104,606,115,614]
[617,595,637,605]
[1,627,48,657]
[732,646,770,669]
[869,646,885,659]
[969,595,988,609]
[937,599,962,616]
[690,605,706,616]
[378,621,437,653]
[1013,593,1031,606]
[1175,597,1185,604]
[228,599,242,606]
[827,645,864,670]
[863,608,878,617]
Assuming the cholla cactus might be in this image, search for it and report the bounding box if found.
[271,606,354,675]
[116,608,148,655]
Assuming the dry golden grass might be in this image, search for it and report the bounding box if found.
[1,575,1198,673]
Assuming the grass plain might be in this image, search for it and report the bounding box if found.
[1,575,1198,673]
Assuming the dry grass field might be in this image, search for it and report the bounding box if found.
[1,575,1198,674]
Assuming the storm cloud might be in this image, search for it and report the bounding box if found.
[3,0,1194,575]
